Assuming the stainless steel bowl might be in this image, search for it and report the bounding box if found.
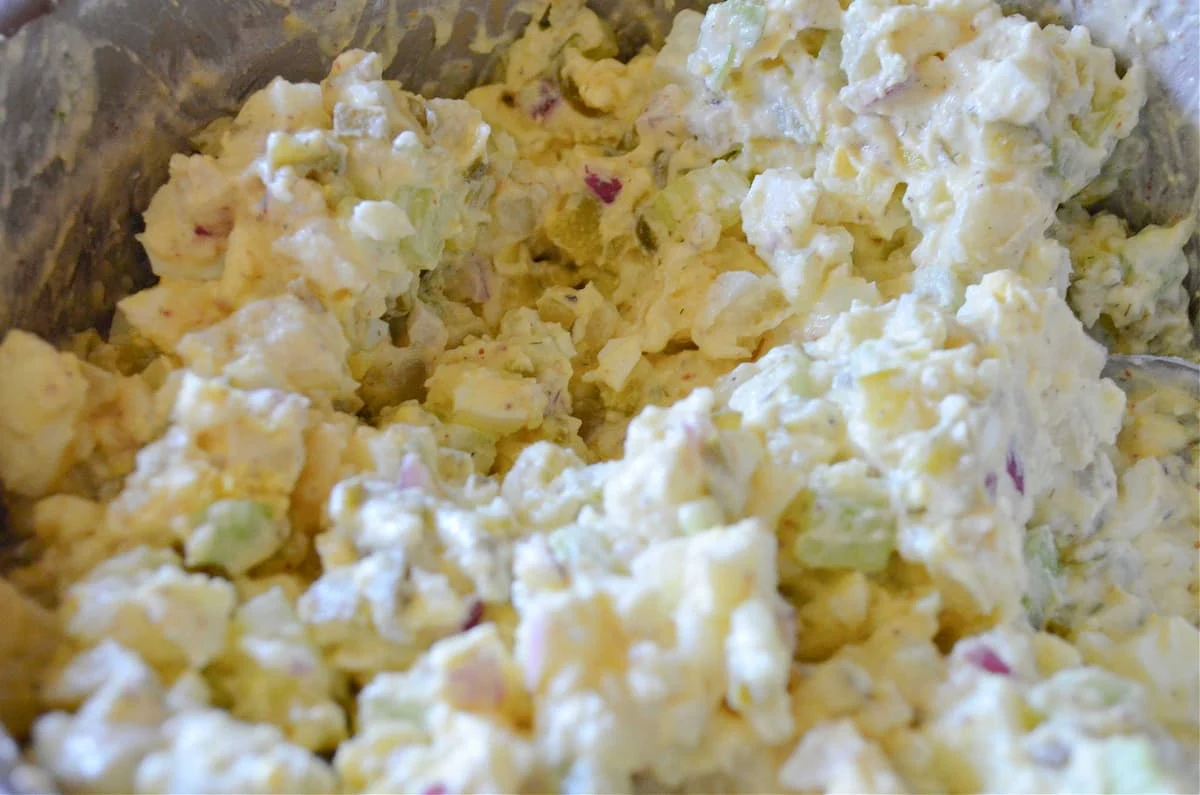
[0,0,1196,341]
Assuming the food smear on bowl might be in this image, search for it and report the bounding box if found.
[0,0,1197,792]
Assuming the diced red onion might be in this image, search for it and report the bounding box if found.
[584,168,622,204]
[964,644,1011,675]
[530,81,559,120]
[1005,445,1025,495]
[460,597,484,632]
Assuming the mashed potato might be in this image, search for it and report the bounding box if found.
[0,0,1196,792]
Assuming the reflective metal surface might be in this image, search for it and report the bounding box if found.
[1104,353,1200,398]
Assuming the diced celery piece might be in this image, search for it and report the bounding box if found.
[1049,83,1139,198]
[677,497,726,533]
[355,670,434,730]
[397,187,447,269]
[546,195,604,268]
[1025,525,1062,575]
[1099,736,1178,794]
[687,0,766,89]
[649,161,750,235]
[792,491,895,573]
[359,694,427,728]
[185,499,281,575]
[547,524,613,569]
[1023,523,1062,627]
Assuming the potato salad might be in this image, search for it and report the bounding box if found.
[0,0,1197,791]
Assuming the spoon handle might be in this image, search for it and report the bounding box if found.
[1103,354,1200,398]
